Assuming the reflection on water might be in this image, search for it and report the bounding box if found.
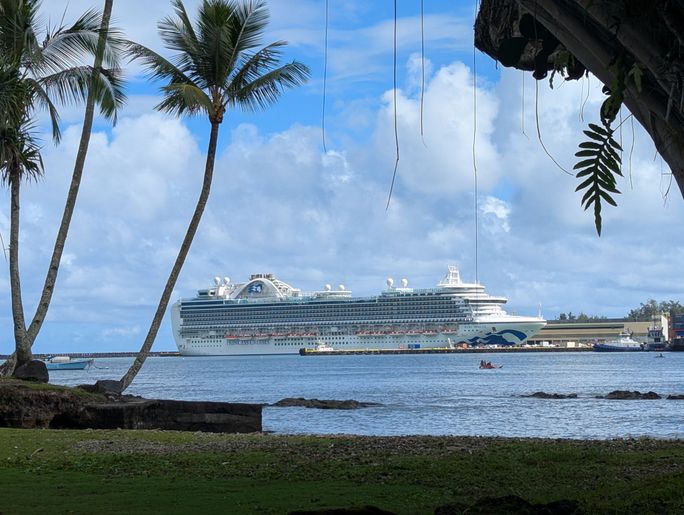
[48,352,684,439]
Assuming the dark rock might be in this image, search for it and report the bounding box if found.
[289,506,395,515]
[13,360,48,383]
[76,399,263,433]
[666,394,684,400]
[272,397,382,409]
[523,391,578,399]
[433,503,469,514]
[435,495,584,514]
[603,390,661,400]
[0,382,262,433]
[79,379,124,395]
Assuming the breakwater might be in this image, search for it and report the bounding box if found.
[0,351,180,360]
[299,346,592,356]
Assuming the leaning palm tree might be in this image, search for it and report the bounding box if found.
[118,0,309,391]
[0,116,43,368]
[0,0,124,375]
[22,0,124,364]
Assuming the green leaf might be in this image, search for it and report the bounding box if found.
[628,63,643,93]
[588,123,608,135]
[575,149,597,158]
[576,175,595,191]
[599,189,618,206]
[574,119,623,235]
[583,130,604,142]
[581,187,595,206]
[608,137,623,152]
[574,158,597,170]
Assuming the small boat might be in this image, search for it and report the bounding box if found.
[644,318,667,351]
[314,341,335,352]
[593,332,643,352]
[44,356,94,370]
[479,360,502,369]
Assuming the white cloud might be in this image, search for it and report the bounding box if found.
[2,1,684,355]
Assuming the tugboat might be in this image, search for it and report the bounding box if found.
[644,317,668,351]
[593,331,643,352]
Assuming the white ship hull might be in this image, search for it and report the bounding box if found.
[172,304,544,356]
[171,266,546,356]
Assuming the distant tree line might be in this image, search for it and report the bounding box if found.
[626,300,684,321]
[557,313,607,322]
[557,300,684,322]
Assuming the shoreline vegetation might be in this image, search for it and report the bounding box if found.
[1,428,683,514]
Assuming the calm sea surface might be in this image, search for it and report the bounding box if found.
[48,352,684,439]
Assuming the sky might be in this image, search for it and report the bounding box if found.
[1,0,683,354]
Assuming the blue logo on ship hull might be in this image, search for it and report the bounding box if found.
[467,329,527,346]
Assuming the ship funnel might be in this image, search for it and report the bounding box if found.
[386,277,394,288]
[401,278,408,288]
[213,276,221,285]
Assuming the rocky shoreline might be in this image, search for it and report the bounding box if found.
[2,375,683,434]
[0,379,261,433]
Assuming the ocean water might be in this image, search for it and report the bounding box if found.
[48,351,684,439]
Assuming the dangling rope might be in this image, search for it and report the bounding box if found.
[385,0,400,210]
[420,0,427,147]
[472,0,479,285]
[321,0,329,153]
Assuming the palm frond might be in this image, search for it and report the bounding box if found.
[0,118,44,186]
[159,0,200,57]
[89,66,127,123]
[227,48,309,111]
[195,11,234,88]
[228,40,286,86]
[24,77,61,142]
[0,0,40,65]
[37,64,125,124]
[137,0,307,122]
[38,66,92,108]
[0,66,29,123]
[156,83,212,117]
[126,41,194,87]
[223,0,269,76]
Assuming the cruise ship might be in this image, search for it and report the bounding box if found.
[171,266,546,356]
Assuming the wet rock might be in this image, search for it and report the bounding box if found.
[523,391,578,399]
[666,394,684,400]
[0,381,262,433]
[435,495,584,514]
[601,390,661,400]
[272,397,382,409]
[13,360,48,383]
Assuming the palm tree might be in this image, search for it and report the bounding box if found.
[0,0,124,374]
[118,0,309,391]
[0,117,42,367]
[23,0,124,362]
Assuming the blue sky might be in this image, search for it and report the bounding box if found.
[2,0,683,354]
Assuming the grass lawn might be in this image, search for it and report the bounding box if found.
[0,429,683,514]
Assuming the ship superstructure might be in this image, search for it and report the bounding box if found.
[171,266,546,356]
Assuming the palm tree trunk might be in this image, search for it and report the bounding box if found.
[23,0,114,349]
[9,173,30,368]
[118,120,221,392]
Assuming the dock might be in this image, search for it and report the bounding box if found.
[299,346,592,356]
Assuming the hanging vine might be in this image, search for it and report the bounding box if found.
[474,0,684,234]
